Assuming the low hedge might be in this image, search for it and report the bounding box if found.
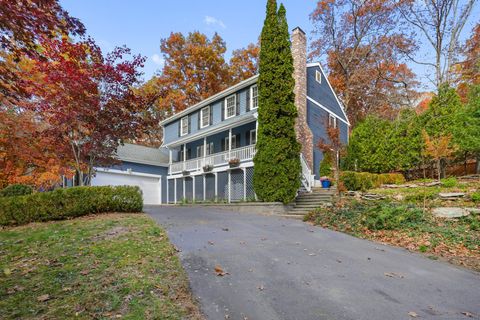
[340,171,405,191]
[0,186,143,226]
[0,184,33,197]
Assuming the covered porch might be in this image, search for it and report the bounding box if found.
[167,121,257,175]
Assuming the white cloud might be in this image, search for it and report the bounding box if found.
[204,15,226,29]
[151,54,164,67]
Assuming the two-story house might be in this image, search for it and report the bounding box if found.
[159,27,349,204]
[92,27,349,205]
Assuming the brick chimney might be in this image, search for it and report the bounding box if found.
[291,27,314,169]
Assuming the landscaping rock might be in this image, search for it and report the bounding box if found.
[465,208,480,215]
[422,181,441,187]
[361,193,386,201]
[432,207,470,218]
[438,192,466,200]
[392,194,404,201]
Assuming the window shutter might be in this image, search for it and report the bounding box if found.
[221,101,225,121]
[178,121,181,137]
[187,148,191,160]
[197,111,200,129]
[246,88,250,112]
[187,116,191,134]
[246,131,250,145]
[209,107,213,125]
[221,138,225,151]
[236,93,240,115]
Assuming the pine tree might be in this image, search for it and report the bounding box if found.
[253,1,301,203]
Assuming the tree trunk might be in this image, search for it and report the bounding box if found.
[437,159,441,181]
[439,158,447,179]
[476,154,480,174]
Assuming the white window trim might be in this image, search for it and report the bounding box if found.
[200,106,210,128]
[196,145,204,158]
[315,70,322,84]
[250,85,258,109]
[224,94,236,119]
[224,135,237,150]
[328,114,337,128]
[180,116,189,136]
[250,129,257,145]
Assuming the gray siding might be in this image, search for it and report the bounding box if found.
[185,177,193,201]
[194,176,203,200]
[205,174,215,200]
[307,65,348,123]
[307,100,348,179]
[168,179,174,203]
[163,87,254,145]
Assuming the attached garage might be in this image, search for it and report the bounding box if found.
[91,143,169,205]
[92,169,163,205]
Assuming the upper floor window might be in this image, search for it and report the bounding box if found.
[315,70,322,84]
[225,95,236,119]
[200,106,210,128]
[250,85,258,109]
[180,116,189,136]
[328,114,337,128]
[250,129,257,145]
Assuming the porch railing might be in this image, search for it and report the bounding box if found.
[170,144,256,174]
[300,153,314,192]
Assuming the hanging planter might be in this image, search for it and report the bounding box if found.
[228,158,240,168]
[203,164,213,172]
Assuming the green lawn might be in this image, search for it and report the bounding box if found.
[0,214,202,320]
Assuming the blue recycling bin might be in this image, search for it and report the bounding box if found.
[321,179,331,189]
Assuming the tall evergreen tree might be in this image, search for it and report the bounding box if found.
[253,1,301,203]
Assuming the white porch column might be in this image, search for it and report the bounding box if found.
[183,143,187,172]
[174,178,177,204]
[169,149,172,164]
[183,178,185,200]
[192,176,195,202]
[214,172,218,201]
[203,137,207,158]
[166,179,169,203]
[228,170,231,203]
[228,128,232,159]
[203,175,206,201]
[243,168,247,201]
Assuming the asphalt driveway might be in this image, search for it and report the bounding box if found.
[145,206,480,320]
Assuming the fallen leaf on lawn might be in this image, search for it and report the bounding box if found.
[208,241,214,245]
[461,311,474,318]
[37,294,50,302]
[214,265,228,276]
[408,311,418,317]
[80,269,90,276]
[3,268,12,276]
[62,287,72,292]
[384,272,404,279]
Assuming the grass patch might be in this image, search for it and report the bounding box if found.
[305,200,480,271]
[0,214,202,320]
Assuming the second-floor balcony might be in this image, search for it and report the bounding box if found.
[170,144,256,174]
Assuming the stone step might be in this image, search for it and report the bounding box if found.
[288,209,314,214]
[294,205,325,209]
[296,196,332,201]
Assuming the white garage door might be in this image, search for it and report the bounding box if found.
[91,170,161,205]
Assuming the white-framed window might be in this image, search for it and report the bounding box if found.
[224,135,237,150]
[224,95,236,119]
[206,142,214,155]
[250,129,257,145]
[196,145,204,158]
[200,106,210,128]
[328,114,337,128]
[250,85,258,109]
[315,70,322,84]
[180,116,189,136]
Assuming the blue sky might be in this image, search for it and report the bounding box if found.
[61,0,479,89]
